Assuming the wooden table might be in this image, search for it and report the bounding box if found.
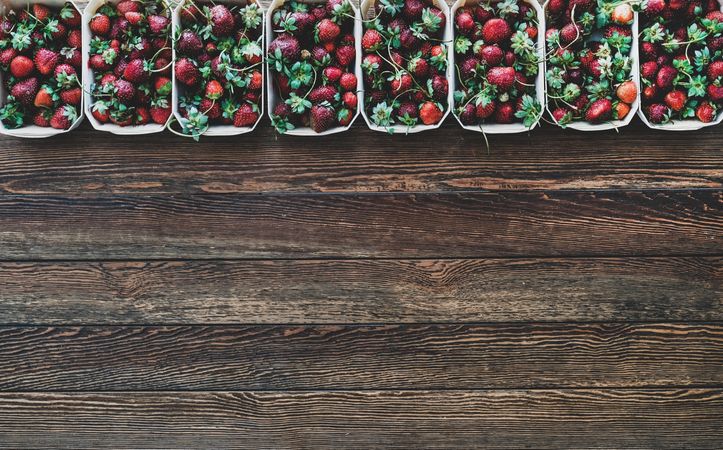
[0,118,721,448]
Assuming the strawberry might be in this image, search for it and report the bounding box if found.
[707,84,723,102]
[339,73,357,92]
[664,90,687,112]
[10,55,34,78]
[585,99,613,123]
[67,29,82,48]
[90,13,111,36]
[199,98,221,120]
[309,103,335,132]
[362,29,383,52]
[335,45,355,67]
[60,5,81,27]
[476,99,496,119]
[616,81,637,104]
[205,80,224,100]
[708,61,723,81]
[11,77,39,105]
[150,103,171,124]
[34,86,54,108]
[49,105,76,129]
[640,61,658,80]
[403,0,425,20]
[611,4,634,25]
[122,58,149,83]
[34,49,58,76]
[125,11,144,25]
[136,107,150,125]
[208,5,234,36]
[113,79,136,104]
[323,66,343,82]
[343,91,357,109]
[32,4,50,21]
[560,23,580,45]
[0,48,16,66]
[60,87,81,105]
[117,0,141,15]
[419,101,442,125]
[479,45,504,66]
[175,58,200,86]
[148,15,170,34]
[615,102,631,120]
[482,18,511,44]
[309,85,338,103]
[338,108,353,126]
[316,18,340,43]
[696,102,716,123]
[493,102,515,124]
[647,103,670,124]
[431,75,447,101]
[268,34,301,60]
[643,0,666,17]
[153,76,172,95]
[458,103,476,124]
[390,72,413,94]
[249,71,262,90]
[552,107,572,125]
[91,103,110,123]
[656,66,677,89]
[487,66,516,91]
[33,110,51,127]
[407,56,429,78]
[455,10,474,35]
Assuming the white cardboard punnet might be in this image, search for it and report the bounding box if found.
[543,3,641,131]
[637,0,723,131]
[450,0,545,134]
[360,0,453,134]
[172,0,265,137]
[82,0,172,134]
[265,0,362,136]
[0,0,84,138]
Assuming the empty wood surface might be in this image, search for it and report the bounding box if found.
[0,190,720,260]
[1,257,720,324]
[0,390,721,449]
[0,122,721,195]
[0,323,721,391]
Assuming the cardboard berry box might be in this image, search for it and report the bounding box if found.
[82,0,172,135]
[265,0,362,136]
[543,0,641,131]
[451,0,545,134]
[360,0,453,134]
[0,0,84,138]
[637,0,723,131]
[172,0,265,137]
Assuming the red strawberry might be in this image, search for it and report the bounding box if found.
[249,71,262,90]
[407,56,429,78]
[648,103,670,124]
[34,49,59,76]
[309,85,338,103]
[552,107,572,125]
[419,101,443,125]
[199,98,221,119]
[323,66,343,82]
[150,103,171,124]
[403,0,425,20]
[125,11,144,25]
[33,109,51,127]
[390,72,413,94]
[431,75,447,101]
[487,66,515,91]
[113,79,136,104]
[482,18,511,44]
[117,0,141,14]
[560,23,580,45]
[335,45,355,67]
[89,54,111,71]
[90,13,111,36]
[61,87,81,105]
[11,77,39,105]
[316,18,340,43]
[175,58,200,86]
[339,73,357,92]
[656,66,677,89]
[205,80,223,100]
[479,45,504,66]
[476,99,496,119]
[664,90,687,112]
[616,81,637,104]
[0,48,16,66]
[643,0,666,16]
[310,103,335,132]
[585,98,613,123]
[91,104,109,123]
[642,85,658,102]
[32,4,50,21]
[10,55,34,78]
[136,107,150,125]
[455,11,474,35]
[123,58,149,83]
[67,29,82,48]
[268,34,301,60]
[180,3,202,24]
[696,102,716,123]
[707,84,723,102]
[343,91,357,109]
[233,103,259,127]
[708,61,723,80]
[640,42,659,61]
[153,76,172,95]
[362,29,383,52]
[611,3,634,25]
[34,86,53,108]
[148,15,170,34]
[458,103,476,124]
[49,105,76,129]
[640,61,658,80]
[60,6,81,26]
[493,101,515,124]
[210,5,234,36]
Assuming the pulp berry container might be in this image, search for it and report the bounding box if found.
[637,0,723,131]
[543,2,641,131]
[172,0,265,137]
[82,0,172,134]
[360,0,453,134]
[0,0,84,138]
[451,0,545,134]
[265,0,362,136]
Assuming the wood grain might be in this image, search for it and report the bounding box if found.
[0,122,721,195]
[0,324,721,390]
[1,257,720,324]
[0,390,721,448]
[0,190,720,259]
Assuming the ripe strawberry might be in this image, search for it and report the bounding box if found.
[309,85,338,103]
[648,103,670,124]
[407,56,429,78]
[338,108,353,126]
[585,99,613,123]
[664,90,686,112]
[60,87,81,105]
[493,102,515,124]
[175,58,200,86]
[310,103,335,132]
[403,0,425,20]
[136,107,150,125]
[49,105,76,129]
[117,0,141,14]
[642,85,658,102]
[11,77,39,105]
[323,66,343,82]
[476,99,496,119]
[455,11,474,35]
[125,11,144,25]
[482,18,511,44]
[696,102,716,123]
[335,45,355,67]
[643,0,666,16]
[708,61,723,81]
[90,13,111,36]
[615,102,631,120]
[205,80,223,100]
[34,86,53,108]
[91,104,109,123]
[458,103,476,125]
[0,48,16,66]
[390,72,413,94]
[113,79,136,104]
[419,101,442,125]
[487,66,516,91]
[552,107,572,125]
[33,110,51,127]
[479,45,504,66]
[67,29,82,49]
[431,75,447,101]
[268,34,301,60]
[560,23,580,45]
[316,18,340,43]
[10,55,34,78]
[209,5,234,36]
[123,58,149,83]
[640,61,658,80]
[150,103,171,124]
[249,71,262,90]
[339,73,357,92]
[34,49,58,76]
[362,29,383,52]
[60,5,81,26]
[656,66,678,89]
[153,76,172,95]
[148,15,170,34]
[343,91,357,109]
[707,84,723,102]
[32,4,50,21]
[616,81,637,104]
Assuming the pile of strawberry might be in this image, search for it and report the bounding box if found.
[545,0,638,126]
[175,1,263,138]
[268,0,358,134]
[88,0,172,127]
[453,0,541,128]
[639,0,723,125]
[0,3,82,130]
[362,0,448,130]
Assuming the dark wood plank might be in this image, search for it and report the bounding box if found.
[0,390,721,448]
[0,121,721,195]
[0,190,720,259]
[1,257,720,324]
[0,324,721,390]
